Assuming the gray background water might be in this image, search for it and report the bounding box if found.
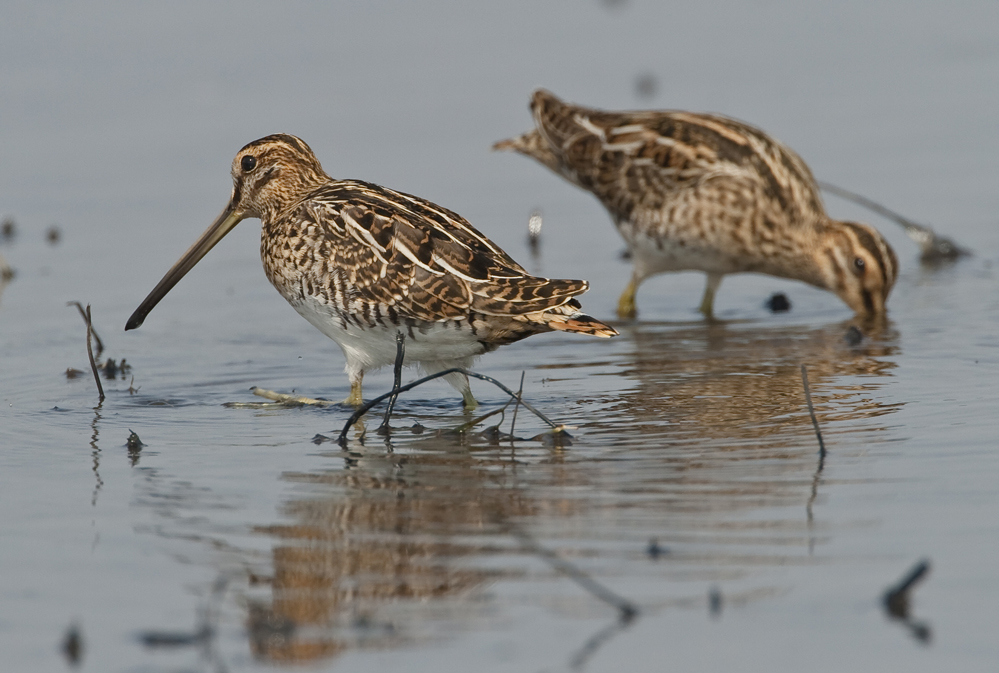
[2,1,998,670]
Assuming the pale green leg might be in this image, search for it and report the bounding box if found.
[438,366,478,410]
[699,272,724,319]
[461,387,479,411]
[345,375,364,406]
[617,276,639,319]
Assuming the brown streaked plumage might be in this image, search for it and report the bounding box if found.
[125,134,616,407]
[495,89,898,320]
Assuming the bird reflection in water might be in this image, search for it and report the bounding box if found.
[248,443,543,663]
[243,319,902,664]
[583,319,900,441]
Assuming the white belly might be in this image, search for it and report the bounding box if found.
[288,294,487,374]
[622,226,742,279]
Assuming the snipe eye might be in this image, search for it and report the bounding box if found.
[240,155,257,172]
[854,257,866,273]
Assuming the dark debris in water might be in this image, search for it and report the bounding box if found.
[138,625,212,649]
[532,429,573,448]
[844,325,864,346]
[764,292,791,313]
[61,622,83,668]
[139,575,229,650]
[126,429,144,450]
[126,430,144,466]
[99,358,132,380]
[46,224,62,245]
[709,586,723,619]
[352,612,397,637]
[646,538,669,560]
[1,217,16,241]
[136,398,186,407]
[919,238,970,264]
[882,559,932,644]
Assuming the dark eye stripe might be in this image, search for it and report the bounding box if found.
[842,222,888,287]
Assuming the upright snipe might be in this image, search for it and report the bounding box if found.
[495,90,898,320]
[125,134,616,407]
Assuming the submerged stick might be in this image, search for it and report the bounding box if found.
[505,522,638,621]
[818,181,969,261]
[337,368,560,446]
[452,399,511,434]
[883,559,931,614]
[223,387,337,408]
[882,559,932,643]
[567,617,634,671]
[68,301,104,358]
[803,365,826,533]
[378,334,406,434]
[800,365,825,460]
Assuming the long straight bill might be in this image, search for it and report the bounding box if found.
[124,204,243,330]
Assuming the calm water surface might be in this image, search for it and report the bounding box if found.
[2,2,999,671]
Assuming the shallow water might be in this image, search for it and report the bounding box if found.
[3,2,999,671]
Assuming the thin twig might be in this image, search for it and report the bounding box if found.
[337,368,560,445]
[377,334,406,435]
[818,181,969,260]
[883,559,931,612]
[83,305,104,404]
[819,181,928,232]
[800,365,825,461]
[509,371,525,441]
[453,399,511,434]
[567,617,634,671]
[806,454,823,550]
[68,301,104,358]
[882,559,932,644]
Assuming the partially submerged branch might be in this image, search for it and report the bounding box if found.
[376,333,406,435]
[800,364,826,461]
[337,368,563,446]
[882,559,932,644]
[223,387,338,408]
[69,302,105,404]
[68,301,104,358]
[819,181,969,262]
[504,521,638,622]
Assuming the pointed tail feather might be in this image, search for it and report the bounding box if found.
[492,137,521,152]
[548,313,618,338]
[493,127,562,174]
